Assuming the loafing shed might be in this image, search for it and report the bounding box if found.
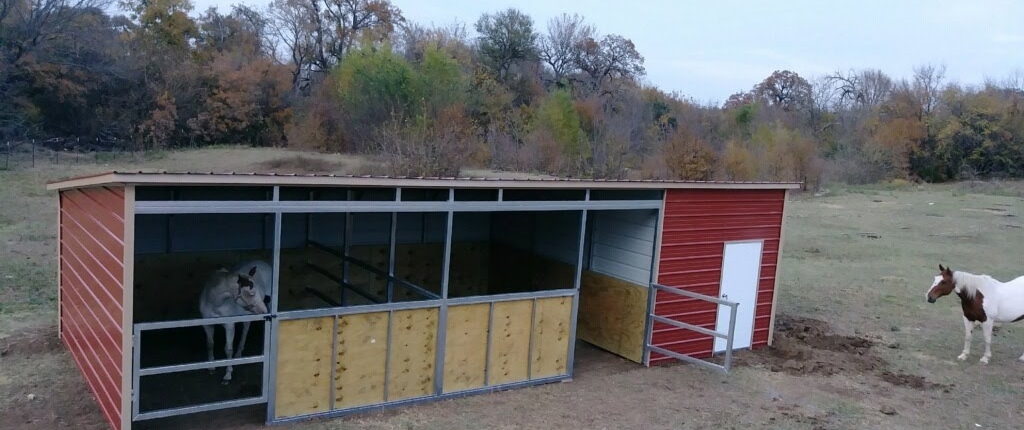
[46,171,799,430]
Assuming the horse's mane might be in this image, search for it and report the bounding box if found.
[953,271,997,299]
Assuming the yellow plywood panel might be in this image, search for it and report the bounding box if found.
[274,317,334,419]
[530,296,573,379]
[334,311,389,409]
[443,303,490,393]
[487,300,533,385]
[387,307,439,401]
[577,271,649,363]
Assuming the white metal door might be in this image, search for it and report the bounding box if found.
[714,240,763,352]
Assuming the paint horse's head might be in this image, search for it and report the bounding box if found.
[926,264,957,303]
[232,265,269,314]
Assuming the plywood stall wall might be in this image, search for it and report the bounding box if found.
[273,308,439,419]
[575,209,658,364]
[272,296,573,420]
[58,186,127,430]
[576,271,649,363]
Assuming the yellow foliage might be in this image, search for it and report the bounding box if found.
[718,139,759,181]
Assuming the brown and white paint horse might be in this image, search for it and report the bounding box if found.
[926,264,1024,364]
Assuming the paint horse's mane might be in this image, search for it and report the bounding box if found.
[953,270,997,300]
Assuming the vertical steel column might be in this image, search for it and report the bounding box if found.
[342,189,353,306]
[131,325,141,419]
[433,188,454,395]
[388,189,400,303]
[527,297,537,379]
[725,302,738,372]
[641,192,665,367]
[265,186,283,423]
[383,309,394,402]
[328,315,338,410]
[484,301,494,386]
[566,190,589,377]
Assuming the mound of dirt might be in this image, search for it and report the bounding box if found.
[0,325,62,357]
[879,371,949,391]
[736,314,948,391]
[250,155,345,174]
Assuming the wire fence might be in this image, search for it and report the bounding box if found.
[1,138,147,171]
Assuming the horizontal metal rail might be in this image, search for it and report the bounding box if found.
[445,289,575,305]
[133,199,663,214]
[308,240,440,300]
[275,288,576,321]
[134,313,268,331]
[651,283,737,306]
[646,345,730,375]
[134,396,266,421]
[138,355,265,376]
[304,286,342,307]
[306,262,382,304]
[650,315,723,340]
[277,299,444,320]
[647,283,739,374]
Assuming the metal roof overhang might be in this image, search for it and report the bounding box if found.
[45,171,803,191]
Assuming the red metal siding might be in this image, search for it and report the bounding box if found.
[59,186,125,430]
[650,189,785,365]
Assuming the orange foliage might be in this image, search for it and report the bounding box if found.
[188,55,293,146]
[663,127,716,180]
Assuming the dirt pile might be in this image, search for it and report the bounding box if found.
[736,314,949,391]
[0,325,62,357]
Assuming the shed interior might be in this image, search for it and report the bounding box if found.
[128,184,661,418]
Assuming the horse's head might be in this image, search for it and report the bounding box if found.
[926,264,957,303]
[234,265,269,314]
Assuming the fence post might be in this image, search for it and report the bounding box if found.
[4,141,8,170]
[31,139,35,167]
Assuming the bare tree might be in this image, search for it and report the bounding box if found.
[912,63,946,117]
[538,13,593,84]
[267,0,317,90]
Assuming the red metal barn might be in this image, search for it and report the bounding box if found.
[47,172,797,430]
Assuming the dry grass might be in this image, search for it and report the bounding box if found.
[3,149,1024,430]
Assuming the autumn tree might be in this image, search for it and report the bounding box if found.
[753,70,813,113]
[664,126,716,180]
[574,34,645,95]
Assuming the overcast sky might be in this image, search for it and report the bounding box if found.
[176,0,1023,105]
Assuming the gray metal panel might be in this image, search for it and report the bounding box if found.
[589,209,657,285]
[135,213,270,254]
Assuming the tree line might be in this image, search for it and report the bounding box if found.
[2,0,1022,186]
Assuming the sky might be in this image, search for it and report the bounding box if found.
[171,0,1022,105]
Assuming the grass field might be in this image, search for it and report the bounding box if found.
[3,147,1024,430]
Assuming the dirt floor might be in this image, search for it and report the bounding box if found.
[4,148,1024,429]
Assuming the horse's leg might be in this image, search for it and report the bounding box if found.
[234,321,251,358]
[222,322,235,384]
[980,319,994,364]
[203,324,216,374]
[958,316,973,361]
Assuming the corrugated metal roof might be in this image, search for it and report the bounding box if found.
[46,170,803,191]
